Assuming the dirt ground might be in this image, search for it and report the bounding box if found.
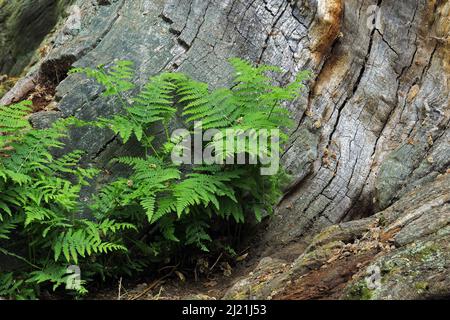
[91,256,256,300]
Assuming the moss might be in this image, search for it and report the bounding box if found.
[378,214,388,227]
[415,281,429,292]
[345,281,373,300]
[0,76,18,98]
[313,225,341,245]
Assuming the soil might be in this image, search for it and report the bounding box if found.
[90,253,259,300]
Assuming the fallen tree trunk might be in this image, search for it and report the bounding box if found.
[1,0,449,299]
[225,172,450,300]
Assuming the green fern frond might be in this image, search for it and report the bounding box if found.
[152,194,177,223]
[0,217,19,239]
[185,221,212,252]
[172,172,237,216]
[0,100,32,134]
[53,226,127,264]
[70,60,135,96]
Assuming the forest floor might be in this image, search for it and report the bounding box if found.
[90,252,258,300]
[88,228,305,300]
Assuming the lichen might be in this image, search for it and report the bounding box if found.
[409,244,440,263]
[229,282,266,300]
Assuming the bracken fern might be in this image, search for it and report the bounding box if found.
[0,58,308,298]
[76,58,308,274]
[0,101,136,298]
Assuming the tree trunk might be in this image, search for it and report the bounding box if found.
[1,0,449,299]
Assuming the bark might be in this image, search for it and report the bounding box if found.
[225,173,450,300]
[1,0,449,299]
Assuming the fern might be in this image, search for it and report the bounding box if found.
[172,172,238,216]
[1,58,308,298]
[130,73,179,126]
[55,229,108,264]
[0,273,36,300]
[185,221,212,252]
[69,60,135,97]
[78,58,308,256]
[0,217,18,239]
[0,102,134,298]
[0,100,31,134]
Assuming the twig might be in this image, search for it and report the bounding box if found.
[209,252,223,272]
[129,267,176,300]
[238,246,251,256]
[117,277,122,300]
[158,265,177,273]
[129,280,161,300]
[153,286,164,300]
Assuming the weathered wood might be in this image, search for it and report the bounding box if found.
[225,173,450,300]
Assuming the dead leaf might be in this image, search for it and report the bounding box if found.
[236,253,248,262]
[175,271,185,282]
[220,262,232,277]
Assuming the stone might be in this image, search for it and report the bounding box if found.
[28,111,63,129]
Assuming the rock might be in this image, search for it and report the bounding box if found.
[28,111,63,129]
